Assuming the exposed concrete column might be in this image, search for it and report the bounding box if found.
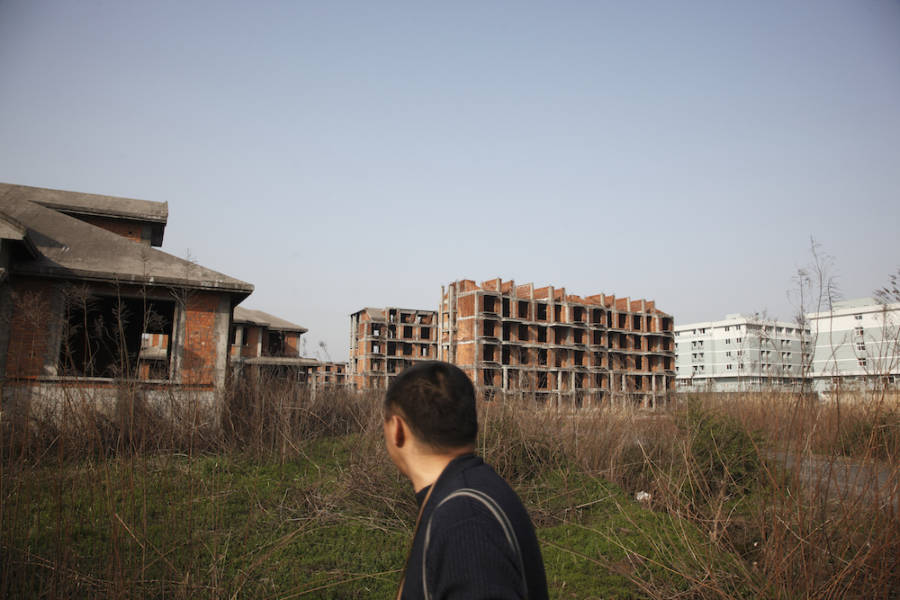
[41,283,65,377]
[171,296,187,382]
[438,285,445,361]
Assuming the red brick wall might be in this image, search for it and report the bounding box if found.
[5,279,58,378]
[181,292,219,385]
[457,294,475,318]
[284,332,300,356]
[78,216,145,244]
[241,326,260,358]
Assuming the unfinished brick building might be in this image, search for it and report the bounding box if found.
[313,362,348,387]
[439,279,675,407]
[0,183,254,414]
[229,307,318,383]
[348,307,437,389]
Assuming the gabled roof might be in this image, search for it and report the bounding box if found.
[233,306,307,333]
[0,212,38,256]
[0,183,168,246]
[0,190,253,297]
[0,183,168,223]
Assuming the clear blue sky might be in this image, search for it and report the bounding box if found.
[2,1,898,360]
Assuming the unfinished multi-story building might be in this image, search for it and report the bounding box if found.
[348,307,438,389]
[313,362,348,387]
[438,279,675,406]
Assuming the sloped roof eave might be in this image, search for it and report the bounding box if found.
[11,264,254,297]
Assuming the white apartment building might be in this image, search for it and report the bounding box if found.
[675,314,810,392]
[807,297,900,392]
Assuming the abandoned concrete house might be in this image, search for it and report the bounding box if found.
[0,183,254,409]
[350,279,675,406]
[348,307,438,389]
[229,306,319,382]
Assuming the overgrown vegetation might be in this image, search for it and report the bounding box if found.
[2,378,898,598]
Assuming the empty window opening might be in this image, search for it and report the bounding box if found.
[554,305,562,321]
[573,307,585,322]
[662,318,673,331]
[574,350,584,366]
[403,326,413,338]
[607,312,613,327]
[536,303,548,320]
[482,369,495,385]
[618,313,627,328]
[573,329,584,344]
[484,344,496,362]
[501,346,510,365]
[420,345,429,357]
[537,327,547,343]
[632,335,642,350]
[554,327,568,344]
[592,330,603,345]
[554,350,567,368]
[518,301,529,320]
[483,320,496,337]
[633,315,641,330]
[538,349,548,365]
[387,341,397,355]
[59,293,175,379]
[591,309,603,324]
[502,297,510,317]
[633,376,643,390]
[537,372,548,389]
[506,369,518,390]
[518,324,529,341]
[635,356,643,369]
[483,295,497,313]
[267,331,287,356]
[372,325,381,336]
[402,343,412,356]
[502,323,512,341]
[419,327,430,340]
[371,342,382,354]
[645,316,652,330]
[594,352,604,367]
[519,348,528,365]
[575,373,584,388]
[400,312,413,324]
[387,325,396,338]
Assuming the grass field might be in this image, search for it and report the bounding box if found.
[2,382,898,598]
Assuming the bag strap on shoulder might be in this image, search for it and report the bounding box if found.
[422,488,527,600]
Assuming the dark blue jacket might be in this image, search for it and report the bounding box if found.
[401,454,549,600]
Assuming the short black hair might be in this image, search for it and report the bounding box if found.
[384,361,477,450]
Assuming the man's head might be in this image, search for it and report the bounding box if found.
[383,362,477,484]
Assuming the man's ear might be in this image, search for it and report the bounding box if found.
[389,414,407,449]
